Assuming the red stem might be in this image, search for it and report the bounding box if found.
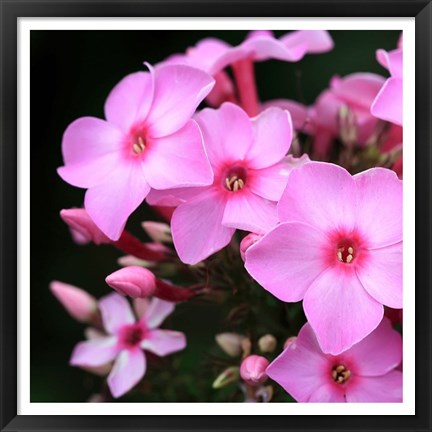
[113,231,167,262]
[155,279,198,302]
[232,58,260,117]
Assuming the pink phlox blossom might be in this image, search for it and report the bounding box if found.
[160,31,333,108]
[267,318,402,402]
[58,63,215,240]
[70,293,186,398]
[147,102,294,264]
[162,30,334,76]
[245,162,402,355]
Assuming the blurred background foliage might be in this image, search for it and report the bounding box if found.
[30,29,399,402]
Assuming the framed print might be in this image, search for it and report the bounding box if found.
[1,0,431,431]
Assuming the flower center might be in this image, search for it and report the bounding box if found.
[224,166,247,192]
[132,135,146,155]
[120,323,145,348]
[336,244,355,264]
[332,364,351,384]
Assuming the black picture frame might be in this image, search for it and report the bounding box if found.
[1,0,431,431]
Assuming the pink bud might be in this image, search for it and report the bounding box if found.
[141,221,172,243]
[105,266,157,298]
[60,209,109,245]
[50,281,98,323]
[240,233,263,261]
[240,355,269,386]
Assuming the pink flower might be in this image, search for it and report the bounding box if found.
[267,318,402,402]
[150,102,293,264]
[50,281,98,323]
[162,31,333,114]
[70,293,186,398]
[58,64,215,240]
[240,355,269,386]
[163,30,333,76]
[371,47,403,126]
[265,73,386,156]
[245,162,402,354]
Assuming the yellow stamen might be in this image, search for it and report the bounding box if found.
[132,136,146,155]
[225,175,245,192]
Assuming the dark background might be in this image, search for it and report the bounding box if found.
[30,29,399,402]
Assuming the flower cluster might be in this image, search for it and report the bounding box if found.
[53,30,403,403]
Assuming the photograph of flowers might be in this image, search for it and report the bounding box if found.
[30,27,404,405]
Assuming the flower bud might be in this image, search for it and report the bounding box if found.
[240,355,269,386]
[142,221,172,243]
[255,385,274,403]
[338,105,357,147]
[240,233,262,261]
[50,281,98,323]
[283,336,298,350]
[117,255,156,268]
[105,266,157,298]
[60,208,109,245]
[212,366,240,389]
[241,337,252,358]
[215,333,244,357]
[258,334,277,353]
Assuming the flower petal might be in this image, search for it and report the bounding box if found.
[247,107,292,169]
[143,298,175,329]
[104,71,154,132]
[146,186,205,207]
[247,162,292,202]
[278,162,357,233]
[346,371,402,402]
[99,293,135,334]
[280,30,334,55]
[356,243,402,309]
[196,102,253,167]
[303,266,384,355]
[107,349,146,398]
[141,329,186,356]
[70,337,118,367]
[171,189,235,264]
[245,36,305,62]
[308,383,346,402]
[245,222,328,302]
[144,120,213,190]
[331,73,385,110]
[354,168,402,248]
[146,64,214,137]
[266,323,329,402]
[346,318,402,377]
[260,99,310,132]
[84,163,150,240]
[371,77,402,126]
[58,117,123,188]
[222,190,278,234]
